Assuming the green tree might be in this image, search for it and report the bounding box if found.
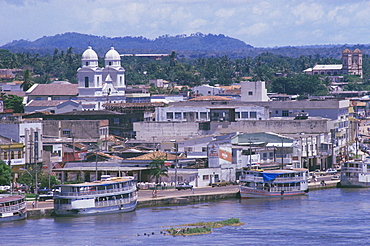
[149,158,169,183]
[20,69,34,91]
[17,167,60,191]
[1,92,24,113]
[0,160,11,186]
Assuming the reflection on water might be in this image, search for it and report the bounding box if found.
[1,189,370,245]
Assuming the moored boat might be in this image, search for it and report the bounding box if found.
[0,195,27,222]
[53,176,137,216]
[340,158,370,187]
[239,168,309,198]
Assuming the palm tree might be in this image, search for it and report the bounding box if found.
[20,69,34,91]
[149,158,169,183]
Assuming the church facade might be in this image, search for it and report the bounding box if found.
[304,48,363,79]
[77,46,126,110]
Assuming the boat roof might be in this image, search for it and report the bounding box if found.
[248,168,308,174]
[0,195,25,203]
[57,177,135,187]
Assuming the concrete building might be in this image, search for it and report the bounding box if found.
[241,81,270,102]
[155,96,269,123]
[0,116,43,166]
[192,84,225,96]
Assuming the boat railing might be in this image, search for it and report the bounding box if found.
[240,175,305,182]
[54,195,138,211]
[55,186,136,197]
[95,195,138,208]
[341,167,363,172]
[0,202,26,213]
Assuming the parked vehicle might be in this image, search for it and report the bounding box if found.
[211,181,229,187]
[176,183,193,190]
[326,168,337,174]
[38,192,54,201]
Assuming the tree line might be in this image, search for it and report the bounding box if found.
[0,48,369,98]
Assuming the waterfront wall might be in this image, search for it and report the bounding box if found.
[26,181,340,219]
[137,192,238,208]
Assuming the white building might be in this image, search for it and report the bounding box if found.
[77,47,126,110]
[192,84,225,96]
[0,117,43,166]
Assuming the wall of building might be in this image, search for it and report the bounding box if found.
[43,120,102,139]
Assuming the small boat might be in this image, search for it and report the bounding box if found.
[340,158,370,187]
[239,168,309,198]
[53,176,137,216]
[0,195,27,222]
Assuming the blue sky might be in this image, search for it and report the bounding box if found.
[1,0,370,47]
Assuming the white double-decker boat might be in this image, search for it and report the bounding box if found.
[0,195,27,222]
[239,168,309,198]
[340,157,370,187]
[53,176,137,216]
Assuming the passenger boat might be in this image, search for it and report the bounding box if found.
[239,168,309,198]
[53,176,137,216]
[340,158,370,187]
[0,195,27,222]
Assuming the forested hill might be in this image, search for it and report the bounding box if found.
[1,32,370,59]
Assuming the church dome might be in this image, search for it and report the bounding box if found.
[82,46,98,60]
[105,47,120,61]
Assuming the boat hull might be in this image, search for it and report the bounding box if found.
[239,186,307,198]
[54,200,137,216]
[0,210,27,222]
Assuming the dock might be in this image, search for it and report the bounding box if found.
[25,181,339,218]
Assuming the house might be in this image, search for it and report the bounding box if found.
[24,100,82,114]
[192,84,225,96]
[25,82,78,102]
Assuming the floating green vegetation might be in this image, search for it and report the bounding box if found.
[164,218,243,236]
[165,226,212,236]
[180,218,244,228]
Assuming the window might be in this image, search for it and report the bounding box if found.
[250,112,257,118]
[200,112,207,120]
[202,147,207,152]
[235,112,240,119]
[248,91,253,95]
[166,112,173,120]
[11,151,14,159]
[18,150,22,159]
[85,77,89,88]
[203,175,210,180]
[175,112,181,119]
[62,129,71,136]
[85,62,88,66]
[109,62,112,66]
[113,118,120,124]
[282,110,289,117]
[241,112,248,118]
[3,151,7,160]
[184,147,193,152]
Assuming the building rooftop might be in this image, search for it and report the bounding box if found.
[27,84,78,96]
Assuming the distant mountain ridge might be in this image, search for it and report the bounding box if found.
[1,32,370,59]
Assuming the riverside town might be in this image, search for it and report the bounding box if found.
[1,35,370,245]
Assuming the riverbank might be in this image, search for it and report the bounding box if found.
[25,181,339,218]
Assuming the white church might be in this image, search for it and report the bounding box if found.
[77,46,126,110]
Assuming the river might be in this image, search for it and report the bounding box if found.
[1,188,370,246]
